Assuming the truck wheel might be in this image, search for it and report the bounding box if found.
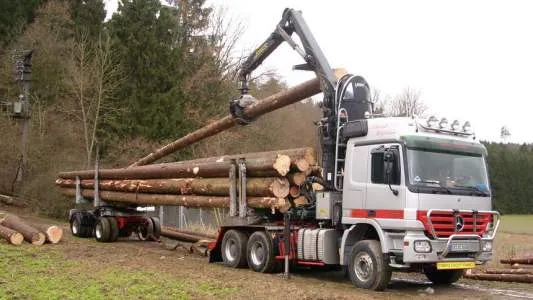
[107,217,119,242]
[70,213,82,237]
[246,231,280,273]
[150,217,161,240]
[221,229,248,268]
[95,217,111,243]
[424,267,463,285]
[348,240,391,291]
[137,218,154,241]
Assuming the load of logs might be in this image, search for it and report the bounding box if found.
[0,214,63,246]
[55,147,321,212]
[464,257,533,283]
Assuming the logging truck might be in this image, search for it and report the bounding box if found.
[63,8,500,291]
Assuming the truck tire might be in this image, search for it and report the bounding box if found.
[137,218,154,241]
[348,240,391,291]
[95,217,111,242]
[246,231,280,273]
[107,217,119,242]
[70,213,82,237]
[424,267,463,285]
[221,229,248,268]
[150,217,161,240]
[71,213,92,238]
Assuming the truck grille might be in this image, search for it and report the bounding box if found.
[417,210,492,238]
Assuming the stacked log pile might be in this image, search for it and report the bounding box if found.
[0,214,63,246]
[56,147,322,212]
[464,257,533,283]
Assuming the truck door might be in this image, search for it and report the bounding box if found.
[365,143,406,214]
[342,144,368,212]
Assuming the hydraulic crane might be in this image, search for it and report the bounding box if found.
[229,8,373,190]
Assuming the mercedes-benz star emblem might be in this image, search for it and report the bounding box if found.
[455,215,465,232]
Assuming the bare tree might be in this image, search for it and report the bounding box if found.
[66,31,122,168]
[386,87,427,117]
[371,88,387,114]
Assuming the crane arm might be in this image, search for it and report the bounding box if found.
[236,8,337,104]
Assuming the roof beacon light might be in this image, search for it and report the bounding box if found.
[439,118,448,129]
[427,116,438,127]
[462,121,472,133]
[451,120,460,131]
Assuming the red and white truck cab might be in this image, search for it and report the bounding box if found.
[334,116,499,288]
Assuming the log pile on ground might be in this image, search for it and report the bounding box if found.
[464,256,533,283]
[56,147,323,212]
[0,214,63,246]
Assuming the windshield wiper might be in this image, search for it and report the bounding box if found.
[414,180,452,194]
[452,184,490,196]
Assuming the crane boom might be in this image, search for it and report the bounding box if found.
[237,8,337,106]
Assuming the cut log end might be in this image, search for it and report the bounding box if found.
[312,183,324,191]
[0,224,24,245]
[31,232,46,246]
[289,186,301,198]
[293,196,309,207]
[271,178,290,198]
[45,226,63,244]
[287,172,306,186]
[273,155,291,176]
[293,158,310,172]
[10,232,24,245]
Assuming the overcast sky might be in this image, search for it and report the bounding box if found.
[105,0,532,144]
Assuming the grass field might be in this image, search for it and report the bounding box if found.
[0,241,237,300]
[499,214,533,235]
[1,211,533,299]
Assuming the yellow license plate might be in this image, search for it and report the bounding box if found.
[436,261,476,270]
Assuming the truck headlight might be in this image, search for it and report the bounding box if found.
[414,240,432,253]
[482,241,493,252]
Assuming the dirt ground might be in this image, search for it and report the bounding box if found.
[2,205,533,300]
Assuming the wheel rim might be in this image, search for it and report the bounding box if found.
[138,225,147,239]
[224,238,237,262]
[250,241,265,266]
[72,219,79,235]
[95,223,102,239]
[354,252,374,283]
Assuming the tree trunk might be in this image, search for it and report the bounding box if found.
[58,155,291,180]
[464,270,533,283]
[0,215,45,245]
[31,223,63,244]
[0,224,24,245]
[511,263,533,269]
[485,268,533,275]
[501,258,533,265]
[161,227,212,243]
[58,188,286,210]
[128,70,345,167]
[56,177,290,198]
[151,147,316,172]
[161,226,216,240]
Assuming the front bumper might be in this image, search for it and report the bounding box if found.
[402,233,493,263]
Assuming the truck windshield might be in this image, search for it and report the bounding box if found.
[406,148,490,196]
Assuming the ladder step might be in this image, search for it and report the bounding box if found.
[336,159,345,162]
[338,143,346,147]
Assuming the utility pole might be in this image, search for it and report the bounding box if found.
[13,50,32,183]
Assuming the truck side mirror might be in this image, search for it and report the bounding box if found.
[384,149,399,196]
